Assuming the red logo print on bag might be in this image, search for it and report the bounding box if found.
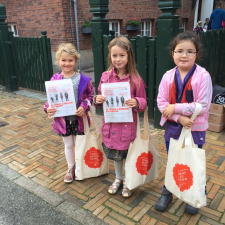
[135,151,153,175]
[173,163,193,192]
[84,147,104,168]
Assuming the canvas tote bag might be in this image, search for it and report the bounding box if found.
[125,108,158,190]
[75,101,109,180]
[165,103,206,208]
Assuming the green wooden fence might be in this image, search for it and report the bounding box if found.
[0,30,8,86]
[101,29,225,120]
[10,31,53,92]
[199,29,225,87]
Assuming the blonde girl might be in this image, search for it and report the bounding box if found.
[44,43,94,183]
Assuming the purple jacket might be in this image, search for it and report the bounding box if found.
[44,72,94,134]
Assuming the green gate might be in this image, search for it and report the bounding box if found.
[199,30,225,87]
[11,31,53,92]
[0,4,53,92]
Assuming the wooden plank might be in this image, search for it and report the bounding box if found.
[130,39,136,63]
[213,31,220,84]
[147,39,156,119]
[41,32,50,86]
[0,31,9,86]
[47,38,53,80]
[38,37,45,92]
[26,38,31,89]
[136,35,148,86]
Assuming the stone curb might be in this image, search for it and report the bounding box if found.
[0,163,109,225]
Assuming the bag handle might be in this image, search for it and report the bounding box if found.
[82,100,100,135]
[190,103,202,121]
[136,108,149,140]
[180,103,202,148]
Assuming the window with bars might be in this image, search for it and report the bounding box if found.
[109,21,120,37]
[8,24,19,37]
[141,20,152,36]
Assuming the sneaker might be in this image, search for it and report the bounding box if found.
[185,204,199,215]
[64,165,75,183]
[154,185,173,212]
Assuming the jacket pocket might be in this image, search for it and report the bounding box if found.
[121,123,132,142]
[186,90,193,103]
[101,123,110,138]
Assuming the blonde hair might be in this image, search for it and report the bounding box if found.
[196,21,202,28]
[56,43,80,60]
[107,36,140,87]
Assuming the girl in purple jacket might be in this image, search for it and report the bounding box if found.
[44,43,94,183]
[155,32,212,215]
[94,36,147,198]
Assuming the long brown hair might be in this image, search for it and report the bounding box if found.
[107,36,140,87]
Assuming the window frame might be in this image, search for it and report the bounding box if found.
[141,20,153,37]
[109,20,120,37]
[8,24,19,37]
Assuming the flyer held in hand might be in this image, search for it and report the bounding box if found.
[101,82,133,123]
[45,79,77,118]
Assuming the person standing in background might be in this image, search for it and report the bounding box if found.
[203,18,209,32]
[193,21,203,35]
[208,2,225,30]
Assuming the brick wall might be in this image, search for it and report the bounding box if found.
[107,0,195,37]
[0,0,216,52]
[0,0,93,52]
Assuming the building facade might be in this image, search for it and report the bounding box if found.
[0,0,224,71]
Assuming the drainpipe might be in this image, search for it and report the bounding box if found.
[73,0,81,70]
[69,0,75,45]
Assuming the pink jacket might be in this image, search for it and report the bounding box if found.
[95,68,147,150]
[157,64,212,131]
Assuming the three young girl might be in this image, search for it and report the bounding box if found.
[45,31,212,214]
[44,43,94,183]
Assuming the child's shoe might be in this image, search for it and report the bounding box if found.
[64,165,75,183]
[154,185,173,211]
[184,204,199,215]
[122,183,131,198]
[108,179,123,195]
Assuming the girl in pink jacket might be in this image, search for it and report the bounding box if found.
[94,36,147,198]
[155,31,212,215]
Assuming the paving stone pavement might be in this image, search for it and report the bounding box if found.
[0,89,225,225]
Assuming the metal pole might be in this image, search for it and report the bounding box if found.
[73,0,81,70]
[69,0,75,45]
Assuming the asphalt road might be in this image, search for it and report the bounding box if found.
[0,174,81,225]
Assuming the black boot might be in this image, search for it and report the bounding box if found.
[184,204,199,215]
[154,185,173,212]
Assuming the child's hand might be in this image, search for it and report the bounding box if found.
[76,107,85,117]
[125,98,138,108]
[47,106,56,119]
[162,104,175,118]
[95,95,106,104]
[178,116,194,129]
